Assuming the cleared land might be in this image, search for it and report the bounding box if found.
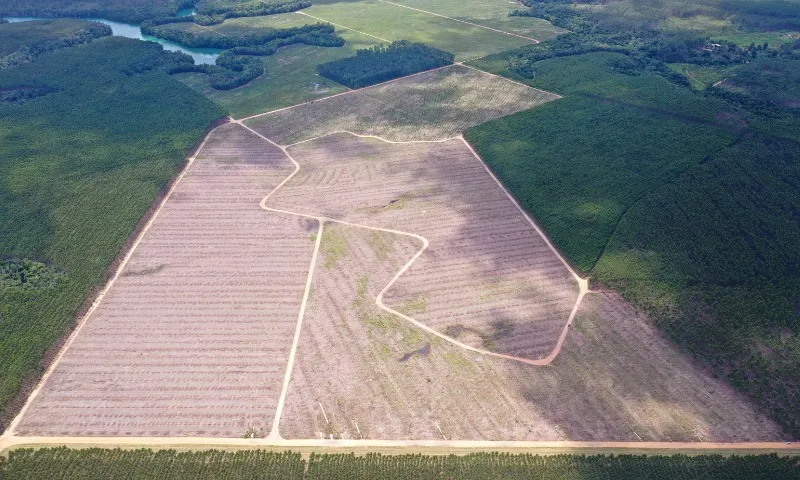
[278,223,780,440]
[260,132,780,441]
[245,64,559,143]
[15,124,315,437]
[270,134,578,361]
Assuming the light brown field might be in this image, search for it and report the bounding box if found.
[244,64,559,143]
[267,132,781,441]
[279,229,782,440]
[268,133,579,361]
[15,124,315,438]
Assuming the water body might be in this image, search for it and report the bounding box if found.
[7,16,220,64]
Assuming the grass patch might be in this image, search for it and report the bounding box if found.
[301,0,535,61]
[321,225,349,268]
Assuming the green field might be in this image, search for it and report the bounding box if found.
[294,0,536,61]
[466,50,800,436]
[2,448,799,479]
[0,31,223,429]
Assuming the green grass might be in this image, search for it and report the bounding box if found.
[0,35,223,428]
[378,0,568,40]
[466,50,800,436]
[300,0,535,61]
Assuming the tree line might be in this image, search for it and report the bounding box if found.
[317,40,454,88]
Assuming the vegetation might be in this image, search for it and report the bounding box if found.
[0,28,223,429]
[194,0,311,25]
[468,18,800,436]
[0,448,305,479]
[146,22,343,90]
[0,19,110,68]
[318,41,454,88]
[1,449,799,479]
[0,0,189,24]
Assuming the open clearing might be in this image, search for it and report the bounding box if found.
[14,124,316,438]
[245,64,559,143]
[269,133,579,361]
[4,52,786,448]
[262,133,781,441]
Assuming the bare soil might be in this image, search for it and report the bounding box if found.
[244,65,559,144]
[15,124,316,437]
[270,133,578,361]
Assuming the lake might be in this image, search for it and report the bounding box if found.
[7,16,220,64]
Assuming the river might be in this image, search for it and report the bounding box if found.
[7,15,220,64]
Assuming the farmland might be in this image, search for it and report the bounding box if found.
[0,33,224,431]
[245,64,559,143]
[15,124,315,437]
[2,449,799,479]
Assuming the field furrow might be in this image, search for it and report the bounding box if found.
[245,65,559,143]
[16,124,316,438]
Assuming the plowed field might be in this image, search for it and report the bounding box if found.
[245,65,559,143]
[16,124,316,437]
[267,133,579,361]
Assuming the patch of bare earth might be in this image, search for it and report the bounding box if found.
[272,133,781,441]
[16,124,315,437]
[245,64,559,143]
[279,240,782,440]
[270,133,578,361]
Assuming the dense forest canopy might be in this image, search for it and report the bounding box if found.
[318,40,455,88]
[0,0,188,24]
[0,19,111,68]
[469,0,800,436]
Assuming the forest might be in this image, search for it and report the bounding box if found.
[1,448,798,479]
[317,41,454,88]
[0,23,224,431]
[0,0,189,24]
[0,19,111,69]
[146,22,344,89]
[468,0,800,436]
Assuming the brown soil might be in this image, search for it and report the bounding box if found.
[15,123,315,438]
[270,133,578,361]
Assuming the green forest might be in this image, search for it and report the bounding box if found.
[0,0,188,24]
[2,448,799,479]
[0,21,223,430]
[317,41,454,88]
[467,0,800,437]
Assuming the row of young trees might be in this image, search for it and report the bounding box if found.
[317,40,454,88]
[2,449,798,479]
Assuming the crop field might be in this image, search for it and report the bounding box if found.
[245,64,559,143]
[384,0,567,39]
[15,124,316,437]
